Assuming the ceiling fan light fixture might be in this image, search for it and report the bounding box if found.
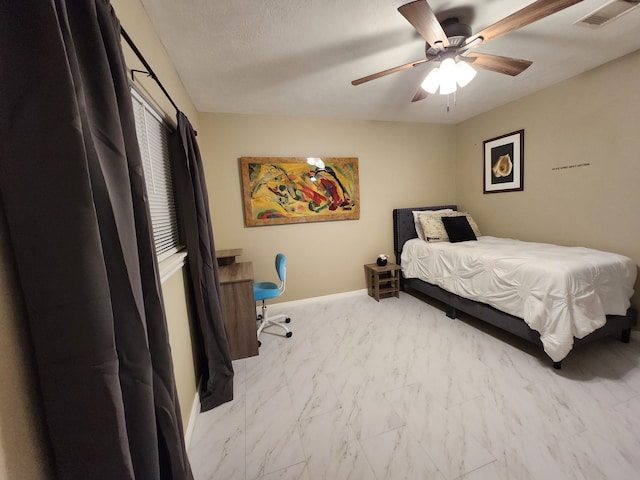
[438,57,458,95]
[421,57,477,96]
[439,77,457,95]
[456,60,477,87]
[421,68,441,94]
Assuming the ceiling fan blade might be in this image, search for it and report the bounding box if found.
[463,0,584,47]
[463,52,533,76]
[398,0,450,48]
[351,59,427,86]
[411,88,429,102]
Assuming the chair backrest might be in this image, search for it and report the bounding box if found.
[275,253,286,294]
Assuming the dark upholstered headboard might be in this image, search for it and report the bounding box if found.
[392,205,457,264]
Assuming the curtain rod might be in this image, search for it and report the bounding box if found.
[121,27,180,114]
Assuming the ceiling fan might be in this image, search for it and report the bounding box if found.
[352,0,585,102]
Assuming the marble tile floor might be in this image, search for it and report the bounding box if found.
[188,292,640,480]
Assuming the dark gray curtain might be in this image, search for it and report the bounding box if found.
[0,1,192,479]
[173,113,234,411]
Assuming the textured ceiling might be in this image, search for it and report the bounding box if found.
[138,0,640,124]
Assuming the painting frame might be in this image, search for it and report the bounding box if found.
[483,129,524,194]
[239,157,360,227]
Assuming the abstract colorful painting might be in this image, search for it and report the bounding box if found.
[240,157,360,226]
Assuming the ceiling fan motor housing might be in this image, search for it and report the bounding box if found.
[425,18,472,59]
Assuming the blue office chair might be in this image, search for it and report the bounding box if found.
[254,253,292,347]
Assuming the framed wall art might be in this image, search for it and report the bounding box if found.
[483,129,524,194]
[239,157,360,227]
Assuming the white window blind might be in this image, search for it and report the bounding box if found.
[131,89,181,261]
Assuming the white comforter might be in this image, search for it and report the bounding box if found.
[401,236,636,361]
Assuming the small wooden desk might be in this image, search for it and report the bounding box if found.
[216,248,243,266]
[217,250,258,360]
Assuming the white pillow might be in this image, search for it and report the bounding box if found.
[412,209,454,240]
[419,214,448,242]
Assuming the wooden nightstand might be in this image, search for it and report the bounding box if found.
[364,263,402,301]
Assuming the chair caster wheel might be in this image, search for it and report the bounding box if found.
[258,340,262,347]
[285,317,291,323]
[286,332,293,338]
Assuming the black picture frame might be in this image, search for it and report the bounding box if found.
[483,129,524,194]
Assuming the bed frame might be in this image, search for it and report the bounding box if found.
[393,205,637,368]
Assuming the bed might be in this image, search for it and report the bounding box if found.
[393,205,638,368]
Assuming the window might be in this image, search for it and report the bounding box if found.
[131,88,181,262]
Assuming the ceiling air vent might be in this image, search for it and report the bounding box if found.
[575,0,640,27]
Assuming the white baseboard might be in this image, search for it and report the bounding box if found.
[184,392,199,449]
[275,289,367,309]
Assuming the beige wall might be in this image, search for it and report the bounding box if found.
[198,114,457,301]
[456,49,640,309]
[162,267,197,429]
